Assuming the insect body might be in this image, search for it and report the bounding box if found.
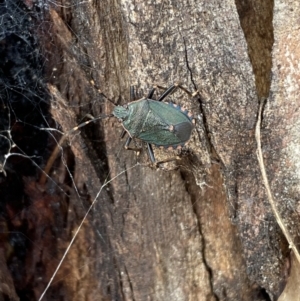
[112,83,196,164]
[113,99,194,148]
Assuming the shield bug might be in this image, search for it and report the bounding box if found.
[113,83,196,164]
[55,83,196,166]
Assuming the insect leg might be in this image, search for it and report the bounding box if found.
[147,84,189,101]
[124,136,132,148]
[119,109,142,152]
[173,83,199,98]
[146,143,155,163]
[155,156,181,170]
[147,87,156,99]
[130,86,136,101]
[120,129,127,139]
[156,84,178,102]
[123,136,143,153]
[155,83,198,101]
[130,86,145,101]
[120,124,155,163]
[147,143,180,167]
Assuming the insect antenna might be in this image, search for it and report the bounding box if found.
[68,113,114,135]
[97,89,117,106]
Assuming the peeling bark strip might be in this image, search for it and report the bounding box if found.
[1,0,294,300]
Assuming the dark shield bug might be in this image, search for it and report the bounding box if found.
[112,83,196,163]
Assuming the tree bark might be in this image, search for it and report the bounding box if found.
[1,0,298,301]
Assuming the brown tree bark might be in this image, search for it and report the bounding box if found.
[1,0,299,301]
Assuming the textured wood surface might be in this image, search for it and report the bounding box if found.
[1,0,298,300]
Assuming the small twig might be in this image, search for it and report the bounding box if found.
[255,98,300,263]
